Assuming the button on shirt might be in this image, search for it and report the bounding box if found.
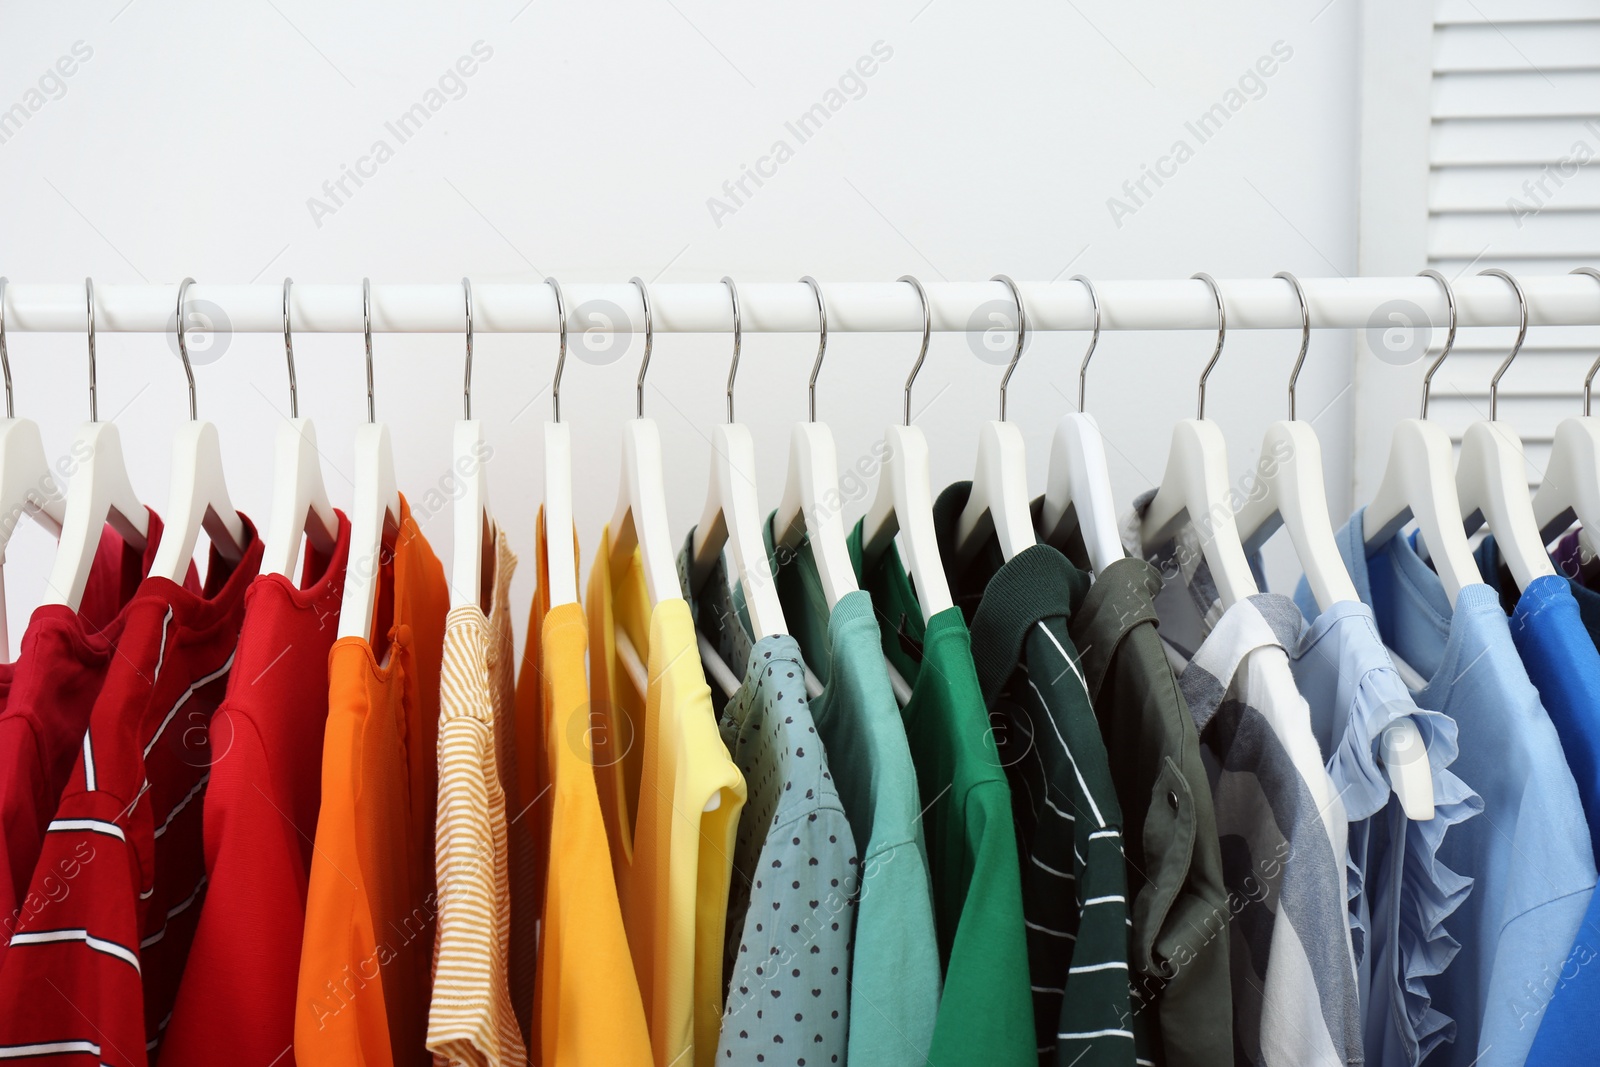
[761,515,940,1067]
[848,519,1036,1067]
[934,482,1144,1067]
[680,533,856,1066]
[1469,535,1600,1067]
[0,517,263,1066]
[1063,548,1235,1067]
[1327,511,1595,1067]
[1282,593,1481,1067]
[1124,494,1361,1067]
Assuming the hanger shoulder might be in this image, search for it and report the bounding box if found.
[263,418,337,579]
[543,420,578,609]
[1236,421,1358,611]
[337,422,400,641]
[1141,419,1258,607]
[449,418,491,611]
[611,417,678,606]
[955,420,1034,567]
[1457,420,1556,589]
[150,420,245,582]
[1363,419,1477,606]
[884,424,952,617]
[775,422,858,608]
[1040,412,1123,574]
[43,421,150,610]
[695,422,785,639]
[1534,416,1600,544]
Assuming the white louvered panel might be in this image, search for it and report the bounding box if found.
[1428,1,1600,484]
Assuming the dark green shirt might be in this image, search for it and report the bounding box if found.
[1061,536,1235,1067]
[847,518,1036,1067]
[934,483,1143,1067]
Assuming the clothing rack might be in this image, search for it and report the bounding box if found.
[4,275,1600,335]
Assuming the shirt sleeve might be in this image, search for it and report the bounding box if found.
[0,789,147,1067]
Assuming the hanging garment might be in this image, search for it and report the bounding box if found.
[1469,536,1600,1066]
[296,495,448,1067]
[760,514,941,1067]
[521,511,651,1065]
[679,530,856,1066]
[1552,530,1600,643]
[1124,493,1362,1067]
[847,518,1036,1067]
[586,525,745,1067]
[0,515,262,1066]
[1325,511,1595,1067]
[1059,538,1236,1067]
[932,482,1146,1067]
[426,528,526,1067]
[0,510,182,964]
[1278,593,1479,1067]
[161,510,351,1066]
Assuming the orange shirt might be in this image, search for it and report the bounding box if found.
[586,525,745,1067]
[296,494,449,1067]
[519,512,651,1065]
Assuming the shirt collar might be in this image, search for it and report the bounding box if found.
[1069,555,1164,703]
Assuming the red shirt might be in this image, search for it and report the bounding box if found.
[160,512,350,1067]
[0,518,262,1066]
[0,512,190,958]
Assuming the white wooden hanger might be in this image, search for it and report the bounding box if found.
[1235,272,1360,611]
[773,277,858,608]
[338,279,402,642]
[263,278,338,580]
[609,277,680,606]
[1455,269,1555,592]
[861,276,954,620]
[450,278,495,611]
[541,277,578,609]
[149,279,248,583]
[1039,274,1124,574]
[688,278,786,640]
[0,278,66,658]
[1233,275,1434,819]
[1363,269,1479,608]
[954,274,1036,569]
[1141,273,1259,608]
[1533,267,1600,560]
[43,278,150,611]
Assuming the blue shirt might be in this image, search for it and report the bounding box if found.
[1472,537,1600,1065]
[1323,511,1595,1067]
[1283,595,1481,1067]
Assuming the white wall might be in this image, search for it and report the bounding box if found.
[0,0,1361,650]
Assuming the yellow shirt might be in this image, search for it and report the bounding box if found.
[586,525,745,1067]
[519,511,652,1065]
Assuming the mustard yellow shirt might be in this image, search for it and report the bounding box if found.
[587,525,746,1067]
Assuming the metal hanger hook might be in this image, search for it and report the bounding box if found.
[1275,271,1310,420]
[630,276,653,419]
[545,277,568,423]
[1072,274,1100,414]
[362,277,375,423]
[282,278,299,419]
[462,278,474,420]
[1573,267,1600,415]
[800,276,827,423]
[1192,272,1226,420]
[175,277,198,420]
[991,274,1027,421]
[898,275,931,427]
[721,276,741,423]
[1479,268,1528,423]
[85,278,98,423]
[1417,269,1458,420]
[0,277,11,419]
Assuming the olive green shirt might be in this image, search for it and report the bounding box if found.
[848,518,1036,1067]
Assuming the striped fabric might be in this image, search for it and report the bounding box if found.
[427,531,527,1067]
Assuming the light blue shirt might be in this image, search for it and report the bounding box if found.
[1320,511,1596,1067]
[1283,595,1481,1067]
